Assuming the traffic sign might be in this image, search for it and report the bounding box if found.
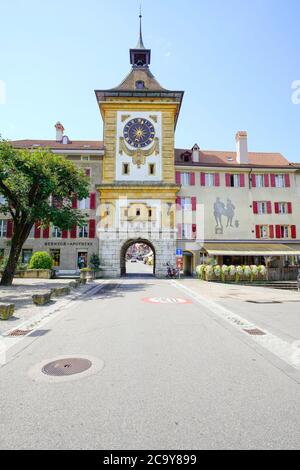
[176,248,182,256]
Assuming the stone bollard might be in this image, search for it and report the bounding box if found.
[0,304,15,320]
[32,292,52,306]
[50,286,71,298]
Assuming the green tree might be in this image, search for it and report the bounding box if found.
[0,141,89,286]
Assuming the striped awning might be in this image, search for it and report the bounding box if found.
[202,243,300,256]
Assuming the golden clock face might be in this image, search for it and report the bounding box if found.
[123,118,155,148]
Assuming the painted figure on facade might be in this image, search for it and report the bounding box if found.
[214,197,237,233]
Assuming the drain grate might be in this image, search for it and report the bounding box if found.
[7,329,33,337]
[243,328,266,336]
[42,358,92,376]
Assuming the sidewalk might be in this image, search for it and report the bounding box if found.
[0,279,95,334]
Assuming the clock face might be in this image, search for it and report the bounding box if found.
[123,118,155,148]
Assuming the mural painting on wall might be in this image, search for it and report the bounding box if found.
[214,198,239,234]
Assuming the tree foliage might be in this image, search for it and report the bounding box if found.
[0,140,90,285]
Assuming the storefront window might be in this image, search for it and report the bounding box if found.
[22,249,33,264]
[78,252,88,269]
[50,249,60,267]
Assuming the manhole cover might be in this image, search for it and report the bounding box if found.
[243,328,266,336]
[7,329,33,337]
[42,358,92,376]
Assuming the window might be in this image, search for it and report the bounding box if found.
[81,156,90,161]
[79,197,91,210]
[180,173,191,186]
[50,249,61,267]
[182,224,192,239]
[181,197,192,210]
[135,80,145,89]
[275,174,285,188]
[122,163,130,175]
[78,224,88,238]
[258,202,268,214]
[85,168,91,177]
[278,202,288,214]
[0,219,7,237]
[231,174,241,187]
[280,225,289,238]
[22,249,33,264]
[148,209,152,218]
[255,175,264,188]
[52,226,62,238]
[149,163,155,175]
[136,209,141,216]
[0,195,6,205]
[260,225,268,238]
[205,173,215,187]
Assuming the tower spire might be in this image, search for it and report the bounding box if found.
[136,5,145,49]
[130,7,151,67]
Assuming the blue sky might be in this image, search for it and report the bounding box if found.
[0,0,300,161]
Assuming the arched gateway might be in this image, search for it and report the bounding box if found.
[99,235,176,278]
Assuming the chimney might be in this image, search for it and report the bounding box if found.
[55,121,65,142]
[192,144,200,163]
[236,131,248,164]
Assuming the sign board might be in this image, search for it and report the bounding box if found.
[176,257,183,270]
[176,248,183,256]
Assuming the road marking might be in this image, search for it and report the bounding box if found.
[143,297,192,304]
[171,280,300,371]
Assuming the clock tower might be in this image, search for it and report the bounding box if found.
[95,13,184,277]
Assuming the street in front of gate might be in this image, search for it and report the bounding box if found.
[0,276,300,450]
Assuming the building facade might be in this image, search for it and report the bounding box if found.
[2,16,300,276]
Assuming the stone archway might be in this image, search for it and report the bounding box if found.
[120,238,156,276]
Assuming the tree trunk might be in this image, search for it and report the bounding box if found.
[0,222,33,286]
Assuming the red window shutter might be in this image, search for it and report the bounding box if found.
[264,174,269,187]
[34,222,41,239]
[70,225,77,239]
[291,225,297,239]
[176,172,181,185]
[270,174,276,187]
[72,194,78,209]
[275,225,281,239]
[214,173,220,186]
[269,225,274,239]
[177,224,182,239]
[190,173,195,186]
[288,202,292,214]
[267,201,272,214]
[43,227,50,239]
[200,172,206,186]
[89,219,96,238]
[90,192,96,210]
[274,202,279,214]
[62,229,68,239]
[176,197,181,209]
[192,224,197,239]
[251,174,256,188]
[225,174,231,187]
[255,225,260,239]
[6,220,13,239]
[191,197,197,211]
[253,201,258,214]
[240,174,245,187]
[285,174,290,188]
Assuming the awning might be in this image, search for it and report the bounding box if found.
[202,243,300,256]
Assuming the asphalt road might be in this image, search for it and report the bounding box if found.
[0,275,300,450]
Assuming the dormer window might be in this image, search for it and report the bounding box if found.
[136,80,145,90]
